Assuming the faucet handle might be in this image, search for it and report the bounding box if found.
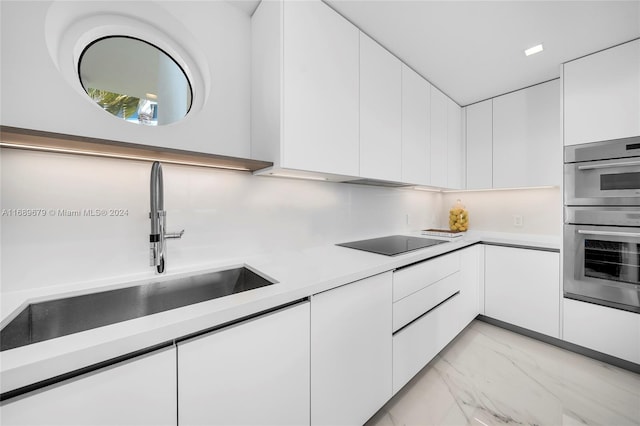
[165,229,185,239]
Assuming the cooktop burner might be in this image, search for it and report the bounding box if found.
[337,235,448,256]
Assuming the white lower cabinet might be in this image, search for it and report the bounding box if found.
[459,245,481,327]
[392,275,465,393]
[484,245,560,338]
[178,302,310,426]
[392,247,479,393]
[563,298,640,364]
[311,272,392,426]
[0,348,176,426]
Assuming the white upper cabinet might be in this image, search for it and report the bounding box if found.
[493,79,561,187]
[447,97,464,189]
[465,99,493,189]
[252,0,360,177]
[401,65,431,186]
[360,33,402,182]
[465,80,561,189]
[564,39,640,146]
[252,0,464,187]
[430,86,449,187]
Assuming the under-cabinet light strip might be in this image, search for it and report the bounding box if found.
[0,142,251,171]
[412,187,442,192]
[269,172,329,181]
[441,185,556,193]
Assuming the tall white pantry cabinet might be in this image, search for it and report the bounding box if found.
[561,39,640,365]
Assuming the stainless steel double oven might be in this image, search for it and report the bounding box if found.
[564,136,640,313]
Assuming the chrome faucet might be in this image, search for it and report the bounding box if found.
[150,161,184,273]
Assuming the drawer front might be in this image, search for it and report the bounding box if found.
[393,252,460,302]
[563,298,640,364]
[392,290,464,393]
[393,272,461,332]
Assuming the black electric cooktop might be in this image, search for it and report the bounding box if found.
[337,235,447,256]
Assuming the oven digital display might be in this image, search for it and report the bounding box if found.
[600,172,640,190]
[584,239,640,285]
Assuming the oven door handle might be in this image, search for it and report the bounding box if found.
[577,160,640,170]
[577,230,640,238]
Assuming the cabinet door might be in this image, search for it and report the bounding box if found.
[283,0,360,176]
[430,87,448,187]
[493,80,561,188]
[401,65,431,186]
[447,98,464,189]
[458,245,480,327]
[564,39,640,146]
[1,349,176,426]
[465,99,493,189]
[311,272,392,426]
[485,245,560,337]
[360,33,402,182]
[178,303,310,426]
[563,298,640,364]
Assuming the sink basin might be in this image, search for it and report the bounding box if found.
[0,267,276,352]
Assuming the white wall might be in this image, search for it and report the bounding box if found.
[0,0,442,295]
[442,188,561,235]
[0,0,562,297]
[0,148,441,293]
[0,0,250,157]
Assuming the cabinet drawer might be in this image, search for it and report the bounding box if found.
[563,298,640,364]
[393,252,460,302]
[393,272,460,332]
[392,290,464,393]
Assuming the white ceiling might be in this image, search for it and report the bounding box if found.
[232,0,640,106]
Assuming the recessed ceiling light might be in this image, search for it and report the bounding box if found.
[524,44,544,56]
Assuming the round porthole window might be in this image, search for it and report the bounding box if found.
[78,36,193,126]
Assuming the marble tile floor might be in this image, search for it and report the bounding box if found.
[366,320,640,426]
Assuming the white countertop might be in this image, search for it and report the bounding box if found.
[0,231,559,395]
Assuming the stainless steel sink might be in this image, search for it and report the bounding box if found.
[0,267,276,352]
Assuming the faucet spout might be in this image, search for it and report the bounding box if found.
[150,161,163,238]
[149,161,183,274]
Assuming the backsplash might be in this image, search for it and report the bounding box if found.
[1,147,562,294]
[442,188,562,235]
[0,148,441,293]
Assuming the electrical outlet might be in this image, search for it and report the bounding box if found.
[513,215,524,227]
